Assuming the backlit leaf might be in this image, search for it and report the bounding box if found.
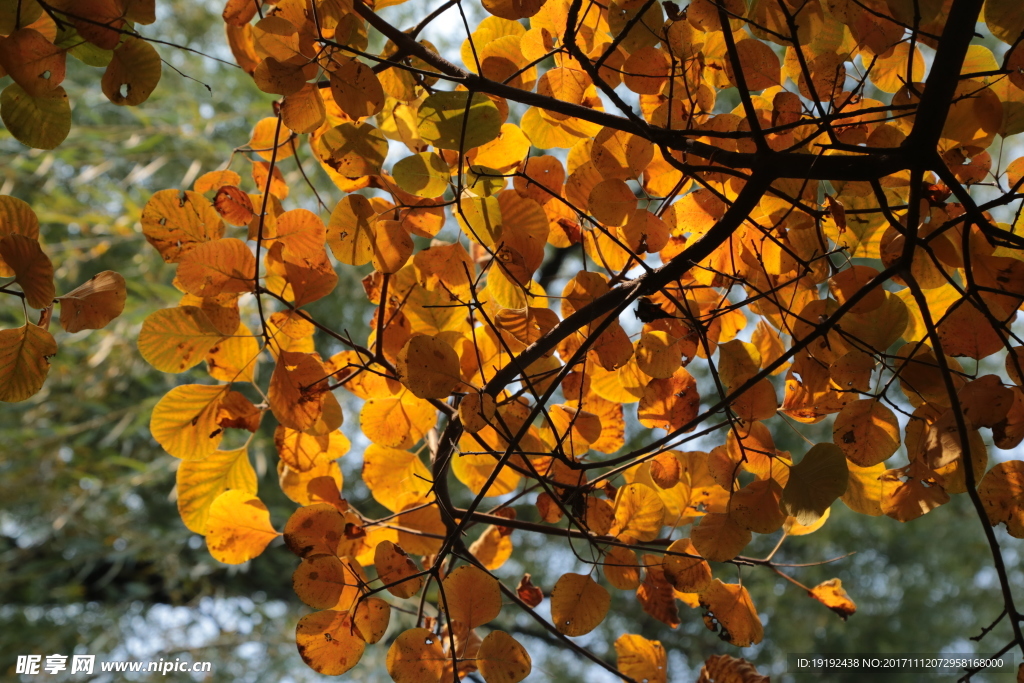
[295,610,366,676]
[782,443,849,525]
[550,572,610,636]
[176,447,257,534]
[205,490,279,564]
[443,564,502,629]
[138,307,225,373]
[417,90,502,150]
[0,233,54,308]
[386,628,445,683]
[477,631,532,683]
[57,271,126,333]
[614,634,667,683]
[0,323,56,402]
[699,579,764,647]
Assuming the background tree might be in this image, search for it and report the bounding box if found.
[4,0,1024,681]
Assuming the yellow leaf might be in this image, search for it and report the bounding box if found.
[550,572,610,636]
[0,323,56,402]
[295,610,366,676]
[610,482,666,542]
[443,564,502,629]
[638,366,700,432]
[833,400,900,466]
[354,597,391,644]
[394,152,450,199]
[138,306,224,373]
[328,56,385,119]
[386,628,445,683]
[176,447,257,534]
[319,121,388,178]
[614,634,667,683]
[691,512,752,562]
[362,444,434,512]
[477,631,532,683]
[150,384,231,459]
[371,219,414,274]
[728,479,786,534]
[274,425,349,472]
[204,490,279,564]
[360,390,437,449]
[809,578,857,620]
[281,82,326,134]
[396,334,462,399]
[140,189,224,263]
[278,459,345,507]
[469,525,513,571]
[205,322,259,383]
[56,270,126,333]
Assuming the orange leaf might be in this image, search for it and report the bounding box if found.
[204,490,279,564]
[809,578,857,620]
[442,564,502,629]
[56,270,126,333]
[550,572,610,636]
[295,610,366,676]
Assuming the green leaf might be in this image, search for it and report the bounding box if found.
[416,90,502,151]
[781,443,849,525]
[0,83,71,150]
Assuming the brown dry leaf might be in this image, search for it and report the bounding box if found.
[696,654,769,683]
[0,233,53,308]
[516,574,544,607]
[979,460,1024,538]
[57,271,126,333]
